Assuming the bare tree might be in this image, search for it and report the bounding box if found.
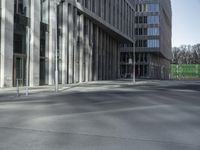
[172,44,200,64]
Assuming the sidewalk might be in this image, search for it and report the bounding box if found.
[0,83,83,101]
[0,80,149,101]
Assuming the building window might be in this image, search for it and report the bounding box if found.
[147,40,160,48]
[147,27,160,36]
[135,16,147,24]
[146,4,159,12]
[14,0,30,17]
[136,40,147,48]
[41,0,49,24]
[136,4,146,12]
[135,28,147,35]
[147,16,159,24]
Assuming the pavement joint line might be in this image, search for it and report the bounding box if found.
[0,126,199,148]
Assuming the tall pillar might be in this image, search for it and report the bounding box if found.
[85,18,90,82]
[102,32,105,80]
[109,38,112,79]
[106,0,109,22]
[113,40,116,79]
[122,0,124,33]
[29,0,41,86]
[45,31,49,84]
[49,1,56,85]
[94,26,99,81]
[98,29,103,80]
[118,0,121,30]
[101,0,104,19]
[105,34,109,80]
[68,4,74,84]
[74,8,78,83]
[117,41,121,78]
[79,14,84,82]
[62,2,68,84]
[0,0,14,87]
[110,0,113,26]
[89,21,93,81]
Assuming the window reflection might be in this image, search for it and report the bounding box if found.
[14,0,30,17]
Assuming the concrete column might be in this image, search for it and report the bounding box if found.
[45,31,49,84]
[117,42,119,79]
[68,4,74,84]
[106,0,109,22]
[122,0,124,33]
[112,41,115,79]
[85,18,90,82]
[79,14,84,82]
[130,9,133,38]
[112,40,115,79]
[108,35,111,80]
[110,38,113,79]
[102,32,108,80]
[115,0,118,28]
[109,38,112,79]
[97,0,99,14]
[74,8,78,83]
[29,0,41,87]
[98,29,103,80]
[0,0,14,87]
[110,0,113,26]
[127,6,130,36]
[94,26,99,81]
[118,0,121,30]
[103,34,110,80]
[114,41,117,79]
[88,0,91,10]
[49,1,56,85]
[125,2,127,35]
[101,0,104,19]
[89,21,93,81]
[62,2,68,84]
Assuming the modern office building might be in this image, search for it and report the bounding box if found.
[0,0,135,87]
[120,0,172,79]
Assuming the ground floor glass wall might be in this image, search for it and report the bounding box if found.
[120,52,170,79]
[13,14,29,86]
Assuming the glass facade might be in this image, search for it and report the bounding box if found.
[147,27,160,36]
[135,28,147,35]
[13,0,30,86]
[147,16,159,24]
[41,0,49,24]
[146,4,159,12]
[14,0,30,17]
[147,40,160,48]
[40,0,49,85]
[136,3,159,12]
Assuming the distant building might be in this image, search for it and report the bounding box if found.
[0,0,134,87]
[120,0,172,79]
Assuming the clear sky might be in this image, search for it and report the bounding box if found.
[171,0,200,47]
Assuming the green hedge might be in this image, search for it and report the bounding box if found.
[171,64,200,79]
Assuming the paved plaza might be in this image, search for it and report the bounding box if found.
[0,80,200,150]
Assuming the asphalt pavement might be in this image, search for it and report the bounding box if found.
[0,80,200,150]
